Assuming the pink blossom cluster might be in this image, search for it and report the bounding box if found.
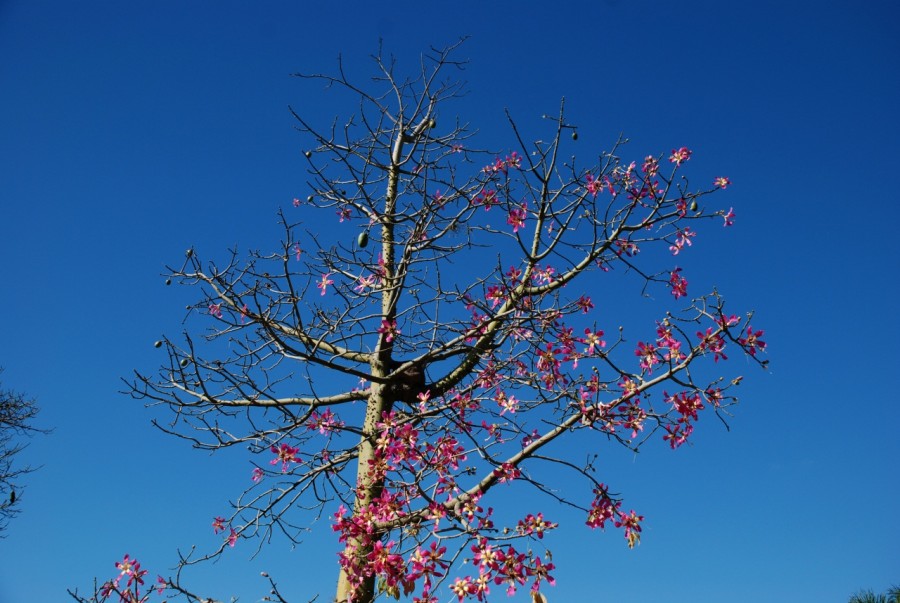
[96,554,165,603]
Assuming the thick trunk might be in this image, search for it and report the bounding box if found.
[335,117,420,603]
[334,383,392,603]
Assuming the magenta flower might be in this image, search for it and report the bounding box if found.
[115,554,137,576]
[317,273,334,296]
[714,176,731,189]
[669,268,688,299]
[473,188,498,210]
[378,319,401,343]
[209,303,222,318]
[642,155,660,176]
[722,207,736,227]
[575,295,594,314]
[669,146,692,166]
[697,327,728,362]
[212,516,226,534]
[583,328,606,356]
[251,467,264,482]
[507,204,527,233]
[270,443,300,472]
[635,342,660,372]
[669,228,696,256]
[739,325,766,356]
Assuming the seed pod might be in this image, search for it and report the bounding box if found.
[689,199,699,212]
[165,278,172,286]
[571,131,578,141]
[180,358,189,368]
[357,231,369,248]
[304,150,312,158]
[154,340,162,348]
[429,118,437,129]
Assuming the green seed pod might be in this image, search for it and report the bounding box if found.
[154,340,162,348]
[357,231,369,248]
[165,278,172,286]
[429,118,437,129]
[306,195,314,203]
[571,131,578,141]
[689,199,699,212]
[304,150,312,158]
[180,358,189,368]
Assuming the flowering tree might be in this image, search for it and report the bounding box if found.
[93,42,766,603]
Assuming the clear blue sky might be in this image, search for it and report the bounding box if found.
[1,1,898,602]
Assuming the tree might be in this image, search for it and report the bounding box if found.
[0,369,44,535]
[91,42,766,603]
[848,585,900,603]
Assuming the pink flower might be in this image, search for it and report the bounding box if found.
[635,341,660,372]
[722,207,736,227]
[270,443,300,472]
[307,409,343,435]
[485,285,506,308]
[532,265,555,285]
[451,577,475,602]
[717,313,740,328]
[738,325,766,356]
[669,228,696,256]
[292,197,300,207]
[575,295,594,314]
[495,389,519,415]
[355,274,378,293]
[697,327,728,362]
[669,147,692,166]
[642,155,659,176]
[714,176,731,189]
[336,206,351,222]
[378,319,401,343]
[317,273,334,296]
[583,328,606,356]
[668,390,705,421]
[116,554,137,576]
[615,238,640,257]
[507,203,527,233]
[293,243,302,260]
[615,510,644,548]
[664,423,694,449]
[473,188,498,210]
[584,173,602,197]
[669,268,688,299]
[212,517,226,534]
[227,527,238,547]
[251,467,264,482]
[209,303,222,318]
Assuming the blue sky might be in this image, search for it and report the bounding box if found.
[1,1,898,602]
